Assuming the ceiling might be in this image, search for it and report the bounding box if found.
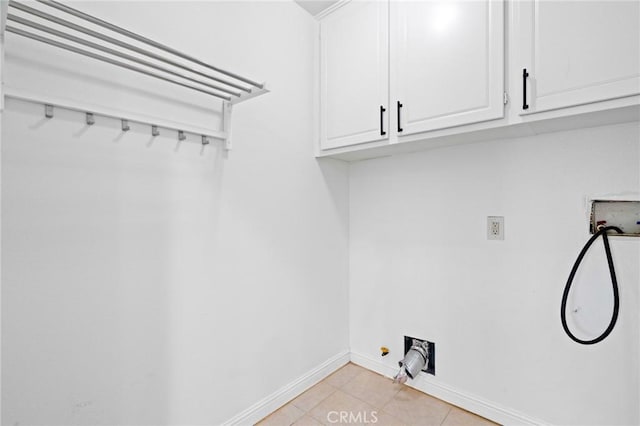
[294,0,339,17]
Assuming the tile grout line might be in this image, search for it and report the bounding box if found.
[302,365,363,424]
[337,368,389,407]
[349,375,407,426]
[299,387,338,423]
[262,364,358,425]
[377,388,402,413]
[439,406,453,426]
[309,376,373,424]
[307,366,385,425]
[335,372,401,419]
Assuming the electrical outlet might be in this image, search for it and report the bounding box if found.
[487,216,504,240]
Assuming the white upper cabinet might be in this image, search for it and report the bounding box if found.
[320,1,389,150]
[319,0,505,151]
[391,0,505,135]
[517,0,640,114]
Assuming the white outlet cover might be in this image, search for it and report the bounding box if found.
[487,216,504,240]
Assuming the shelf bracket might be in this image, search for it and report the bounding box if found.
[222,83,268,150]
[222,101,233,151]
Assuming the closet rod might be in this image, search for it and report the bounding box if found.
[8,14,239,98]
[9,1,250,94]
[6,26,233,101]
[36,0,264,89]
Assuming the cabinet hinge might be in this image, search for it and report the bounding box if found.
[503,92,509,105]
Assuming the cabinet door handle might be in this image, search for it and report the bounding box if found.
[380,105,386,136]
[397,101,403,132]
[522,68,529,110]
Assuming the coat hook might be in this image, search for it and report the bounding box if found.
[86,113,95,125]
[121,119,130,132]
[44,104,54,119]
[178,130,186,141]
[201,135,210,145]
[151,125,159,136]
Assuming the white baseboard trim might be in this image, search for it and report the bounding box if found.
[223,350,350,425]
[350,351,548,426]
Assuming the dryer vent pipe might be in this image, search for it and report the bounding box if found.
[393,340,429,384]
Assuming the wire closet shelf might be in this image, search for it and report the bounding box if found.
[0,0,269,149]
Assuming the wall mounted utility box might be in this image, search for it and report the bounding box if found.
[590,200,640,236]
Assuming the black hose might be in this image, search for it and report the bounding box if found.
[561,226,623,345]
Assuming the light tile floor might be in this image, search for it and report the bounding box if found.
[257,363,499,426]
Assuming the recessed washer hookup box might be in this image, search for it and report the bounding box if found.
[590,200,640,236]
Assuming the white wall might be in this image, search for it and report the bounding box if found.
[349,122,640,425]
[1,2,349,425]
[4,1,639,425]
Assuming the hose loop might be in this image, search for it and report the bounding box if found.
[561,226,623,345]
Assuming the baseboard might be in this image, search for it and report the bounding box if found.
[350,351,548,426]
[222,350,350,425]
[223,350,547,426]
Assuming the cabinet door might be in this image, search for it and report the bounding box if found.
[391,0,504,136]
[320,1,389,150]
[518,1,640,114]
